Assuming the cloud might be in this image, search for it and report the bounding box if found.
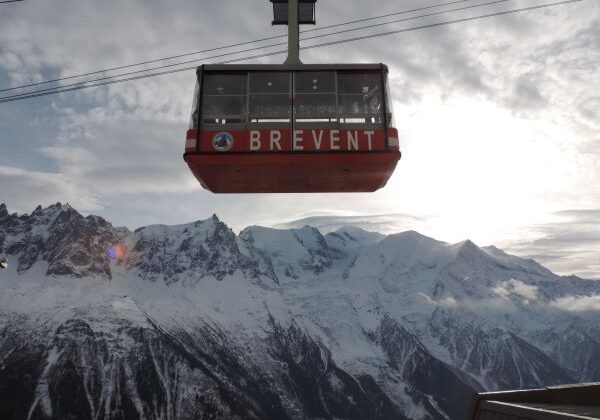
[508,73,548,110]
[39,114,198,196]
[549,295,600,312]
[555,209,600,225]
[577,96,600,126]
[423,283,600,317]
[492,278,539,301]
[419,292,518,314]
[273,212,426,234]
[503,209,600,279]
[0,165,101,213]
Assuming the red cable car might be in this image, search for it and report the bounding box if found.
[184,63,401,193]
[183,0,400,193]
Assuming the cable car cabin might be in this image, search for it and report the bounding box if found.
[184,63,401,193]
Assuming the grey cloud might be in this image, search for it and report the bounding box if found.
[2,0,590,114]
[524,13,600,123]
[577,97,600,125]
[388,22,491,96]
[303,0,502,100]
[533,20,600,65]
[0,165,101,213]
[79,164,193,194]
[40,117,197,195]
[273,212,427,235]
[504,209,600,279]
[509,73,548,110]
[0,0,278,89]
[549,294,600,312]
[555,210,600,225]
[576,137,600,156]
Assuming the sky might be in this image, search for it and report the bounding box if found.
[0,0,598,278]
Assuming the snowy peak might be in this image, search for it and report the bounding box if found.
[324,226,384,251]
[482,245,556,278]
[451,239,552,280]
[438,239,565,301]
[130,215,262,283]
[133,214,222,240]
[345,230,447,281]
[379,230,446,258]
[450,239,493,269]
[450,241,497,281]
[239,225,333,281]
[292,225,328,252]
[0,203,123,278]
[292,225,332,266]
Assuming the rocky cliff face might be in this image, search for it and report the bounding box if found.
[0,203,125,278]
[1,203,599,420]
[129,215,267,284]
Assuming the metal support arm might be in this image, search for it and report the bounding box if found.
[284,0,302,65]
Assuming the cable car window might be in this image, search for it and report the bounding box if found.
[202,96,247,124]
[295,94,336,120]
[338,71,381,95]
[249,72,289,93]
[203,73,246,95]
[201,73,247,124]
[249,94,290,121]
[338,71,383,125]
[294,71,336,121]
[339,95,381,117]
[249,72,290,122]
[295,71,335,93]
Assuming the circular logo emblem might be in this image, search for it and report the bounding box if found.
[212,132,234,151]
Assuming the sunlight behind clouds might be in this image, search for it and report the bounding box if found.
[386,95,591,243]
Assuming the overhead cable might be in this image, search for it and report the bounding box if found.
[0,0,583,104]
[0,0,501,93]
[302,0,489,32]
[0,0,512,101]
[300,0,583,50]
[302,0,510,41]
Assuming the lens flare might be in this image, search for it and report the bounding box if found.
[106,244,126,261]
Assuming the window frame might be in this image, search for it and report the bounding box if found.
[196,67,389,130]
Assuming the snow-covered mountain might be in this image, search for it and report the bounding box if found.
[1,203,599,420]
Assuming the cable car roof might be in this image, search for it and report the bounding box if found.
[198,63,389,72]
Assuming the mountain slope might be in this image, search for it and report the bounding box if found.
[1,203,599,420]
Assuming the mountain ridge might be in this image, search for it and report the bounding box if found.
[1,203,599,420]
